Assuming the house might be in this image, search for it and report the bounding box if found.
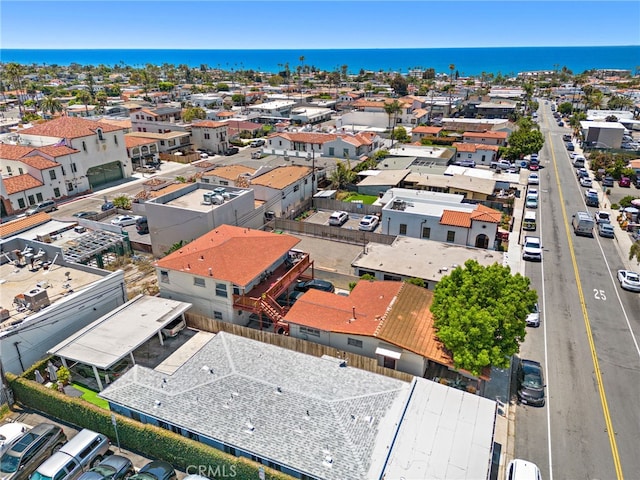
[200,165,257,187]
[387,144,455,165]
[462,130,508,147]
[155,225,312,331]
[322,132,379,159]
[125,131,192,154]
[130,105,188,134]
[410,125,443,143]
[223,120,263,139]
[352,236,504,288]
[356,169,411,196]
[286,280,457,377]
[248,165,315,218]
[289,106,333,125]
[124,135,159,170]
[99,331,497,480]
[190,120,229,154]
[246,100,297,121]
[5,116,131,202]
[475,101,517,119]
[189,93,224,108]
[0,235,127,374]
[378,188,502,249]
[452,142,499,166]
[267,131,333,154]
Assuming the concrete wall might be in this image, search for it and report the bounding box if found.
[335,111,388,130]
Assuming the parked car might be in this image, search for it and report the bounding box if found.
[295,279,335,293]
[249,139,265,147]
[276,290,305,307]
[565,142,574,151]
[528,162,539,171]
[522,236,542,262]
[517,359,546,407]
[527,173,539,185]
[557,121,564,127]
[328,211,349,226]
[525,303,540,327]
[135,217,149,234]
[576,168,588,179]
[617,270,640,292]
[619,176,631,187]
[25,200,57,216]
[100,202,115,212]
[584,189,599,207]
[110,215,141,227]
[77,455,134,480]
[0,423,67,480]
[506,459,542,480]
[598,223,615,238]
[161,318,186,338]
[602,176,615,187]
[579,176,592,187]
[72,211,98,219]
[454,159,476,168]
[562,134,572,142]
[358,215,379,232]
[224,147,239,156]
[129,461,176,480]
[0,423,30,458]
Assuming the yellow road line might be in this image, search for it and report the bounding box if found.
[549,133,624,479]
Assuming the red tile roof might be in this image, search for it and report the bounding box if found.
[269,132,338,145]
[35,145,78,157]
[470,204,501,223]
[3,174,44,194]
[412,126,442,135]
[154,225,300,286]
[0,212,51,239]
[124,135,157,148]
[192,120,227,128]
[463,130,508,139]
[20,154,59,170]
[453,142,499,152]
[20,116,123,139]
[440,209,472,227]
[0,144,34,160]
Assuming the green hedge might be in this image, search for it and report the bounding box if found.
[6,374,292,480]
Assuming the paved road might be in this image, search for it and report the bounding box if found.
[515,102,640,479]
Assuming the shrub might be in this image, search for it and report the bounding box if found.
[6,374,291,480]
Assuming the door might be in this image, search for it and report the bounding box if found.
[475,234,489,249]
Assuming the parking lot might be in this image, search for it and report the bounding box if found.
[304,209,380,232]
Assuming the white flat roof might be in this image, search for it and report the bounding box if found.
[580,120,625,130]
[389,146,450,159]
[48,295,192,369]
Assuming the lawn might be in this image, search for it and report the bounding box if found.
[339,193,378,205]
[72,383,110,409]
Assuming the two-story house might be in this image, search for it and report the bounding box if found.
[462,130,509,147]
[130,105,188,134]
[452,142,499,166]
[190,120,229,154]
[124,135,159,170]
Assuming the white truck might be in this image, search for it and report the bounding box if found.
[572,211,595,237]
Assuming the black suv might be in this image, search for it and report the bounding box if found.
[224,147,239,156]
[295,279,335,293]
[0,423,67,480]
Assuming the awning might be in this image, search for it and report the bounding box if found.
[375,345,402,360]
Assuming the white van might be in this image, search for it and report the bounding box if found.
[572,155,585,167]
[523,211,537,231]
[572,211,595,237]
[506,459,542,480]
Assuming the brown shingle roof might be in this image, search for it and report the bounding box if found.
[0,212,51,239]
[20,116,122,139]
[154,225,300,286]
[250,165,312,189]
[3,174,44,194]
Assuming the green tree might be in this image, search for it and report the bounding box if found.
[501,118,544,160]
[4,62,26,118]
[393,126,409,143]
[182,106,206,123]
[158,81,175,92]
[216,83,229,92]
[329,161,357,189]
[390,74,408,96]
[41,95,63,117]
[231,93,246,105]
[384,100,402,145]
[558,102,573,115]
[268,75,284,87]
[431,260,537,375]
[630,241,640,265]
[75,90,92,116]
[607,94,634,111]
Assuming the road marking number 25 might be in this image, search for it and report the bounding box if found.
[594,289,606,301]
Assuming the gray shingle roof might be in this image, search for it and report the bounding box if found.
[100,332,410,480]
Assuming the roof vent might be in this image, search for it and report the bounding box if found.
[276,386,282,394]
[323,454,333,467]
[154,400,162,408]
[245,421,255,433]
[201,365,210,372]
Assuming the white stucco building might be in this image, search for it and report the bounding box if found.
[190,120,229,154]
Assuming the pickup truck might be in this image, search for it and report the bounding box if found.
[491,160,516,171]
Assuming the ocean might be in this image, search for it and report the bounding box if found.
[2,46,638,76]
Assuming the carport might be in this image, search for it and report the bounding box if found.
[48,294,192,391]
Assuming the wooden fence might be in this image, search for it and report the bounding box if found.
[313,198,383,216]
[159,152,200,164]
[185,312,414,382]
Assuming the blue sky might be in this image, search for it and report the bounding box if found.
[2,1,639,49]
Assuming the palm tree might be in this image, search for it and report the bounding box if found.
[384,100,402,147]
[75,90,92,116]
[41,95,63,118]
[4,62,26,119]
[329,161,356,189]
[448,63,456,113]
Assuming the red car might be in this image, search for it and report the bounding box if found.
[529,162,540,171]
[619,176,631,187]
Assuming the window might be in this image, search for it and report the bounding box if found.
[194,277,205,287]
[169,140,176,147]
[347,338,363,348]
[82,141,87,152]
[300,326,320,337]
[18,198,25,209]
[468,153,472,158]
[343,148,349,157]
[160,140,165,146]
[383,274,402,281]
[204,133,210,139]
[447,231,456,242]
[28,195,35,205]
[61,166,66,175]
[6,166,11,174]
[97,128,104,141]
[214,311,223,320]
[215,283,227,297]
[36,193,43,202]
[293,185,299,192]
[220,180,229,186]
[114,135,118,145]
[67,182,73,191]
[53,188,60,197]
[160,271,169,283]
[18,167,23,174]
[71,163,77,173]
[422,227,431,238]
[201,178,210,183]
[399,224,407,235]
[232,285,240,295]
[49,170,57,180]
